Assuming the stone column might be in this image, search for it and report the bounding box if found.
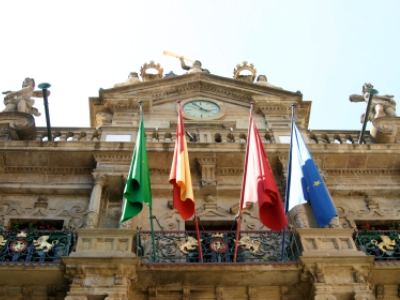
[120,175,133,229]
[85,173,108,229]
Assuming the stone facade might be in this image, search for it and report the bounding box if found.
[0,62,399,300]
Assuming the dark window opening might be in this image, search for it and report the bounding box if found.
[8,219,65,231]
[185,220,237,231]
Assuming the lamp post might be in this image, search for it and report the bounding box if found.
[38,83,52,142]
[358,87,379,144]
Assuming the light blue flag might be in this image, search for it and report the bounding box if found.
[287,123,337,226]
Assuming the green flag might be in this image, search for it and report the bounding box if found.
[120,106,152,223]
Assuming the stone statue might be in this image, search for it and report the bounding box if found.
[113,72,141,87]
[349,83,396,122]
[255,75,282,89]
[179,57,210,74]
[2,78,47,117]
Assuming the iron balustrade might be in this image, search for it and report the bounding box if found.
[354,230,400,261]
[137,230,300,264]
[0,230,73,266]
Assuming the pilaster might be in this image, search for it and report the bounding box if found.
[85,173,108,228]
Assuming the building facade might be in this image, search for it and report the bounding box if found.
[0,61,399,300]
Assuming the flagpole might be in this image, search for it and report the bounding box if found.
[233,103,254,262]
[175,101,203,263]
[149,208,157,262]
[194,215,203,262]
[280,104,296,261]
[138,100,157,263]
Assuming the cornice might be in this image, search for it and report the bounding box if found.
[4,166,93,174]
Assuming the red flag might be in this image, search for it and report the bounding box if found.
[169,102,195,220]
[241,115,287,231]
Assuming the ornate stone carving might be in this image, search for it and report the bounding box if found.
[72,265,86,286]
[35,195,48,209]
[314,295,337,300]
[354,293,375,300]
[114,72,141,87]
[255,75,282,89]
[183,287,190,300]
[95,111,112,128]
[280,285,290,295]
[328,216,342,228]
[365,195,379,210]
[292,204,310,229]
[312,263,326,283]
[148,286,157,300]
[140,61,163,82]
[216,286,224,300]
[198,157,218,186]
[2,78,46,116]
[22,285,33,300]
[248,286,258,300]
[93,173,108,186]
[0,111,36,140]
[233,62,256,83]
[375,285,384,300]
[0,285,6,300]
[370,116,400,143]
[300,269,310,282]
[47,285,58,300]
[0,199,86,229]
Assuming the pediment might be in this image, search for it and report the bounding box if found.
[89,73,310,128]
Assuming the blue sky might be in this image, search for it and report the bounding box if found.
[0,0,399,130]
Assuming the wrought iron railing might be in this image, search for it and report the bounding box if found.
[137,230,300,264]
[0,230,73,266]
[354,230,400,261]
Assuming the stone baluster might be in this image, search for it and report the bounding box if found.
[85,173,108,228]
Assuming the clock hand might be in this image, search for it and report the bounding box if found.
[191,102,211,112]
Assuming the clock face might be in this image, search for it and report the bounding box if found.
[182,100,221,119]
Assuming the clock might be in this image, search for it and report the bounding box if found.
[181,100,223,120]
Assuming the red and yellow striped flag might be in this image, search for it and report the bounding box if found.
[169,102,195,220]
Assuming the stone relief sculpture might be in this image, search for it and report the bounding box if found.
[2,78,48,116]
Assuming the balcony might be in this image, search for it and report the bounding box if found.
[0,230,73,266]
[137,230,300,264]
[354,229,400,261]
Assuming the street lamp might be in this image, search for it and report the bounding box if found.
[38,83,52,142]
[358,87,379,144]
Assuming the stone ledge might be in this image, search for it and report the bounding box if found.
[73,228,137,255]
[297,228,366,256]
